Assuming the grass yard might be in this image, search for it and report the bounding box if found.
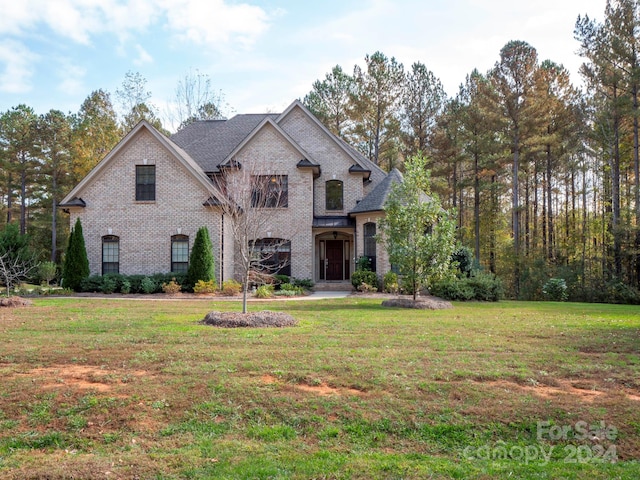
[0,296,639,479]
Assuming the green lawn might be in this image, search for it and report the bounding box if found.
[0,297,639,479]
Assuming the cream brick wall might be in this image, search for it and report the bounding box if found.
[354,213,391,280]
[69,130,222,279]
[279,107,367,217]
[226,123,315,280]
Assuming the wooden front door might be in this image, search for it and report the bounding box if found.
[326,240,343,280]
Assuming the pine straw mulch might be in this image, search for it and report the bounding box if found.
[380,295,453,310]
[0,296,33,307]
[200,310,298,328]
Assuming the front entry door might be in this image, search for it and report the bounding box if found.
[326,240,343,280]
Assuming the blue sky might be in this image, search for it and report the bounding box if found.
[0,0,605,131]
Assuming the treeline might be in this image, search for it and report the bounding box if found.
[0,70,225,264]
[303,0,640,302]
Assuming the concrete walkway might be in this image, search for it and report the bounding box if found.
[298,291,352,300]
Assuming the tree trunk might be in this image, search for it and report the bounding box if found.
[474,152,480,262]
[512,127,520,297]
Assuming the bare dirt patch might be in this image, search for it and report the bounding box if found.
[479,378,640,403]
[260,374,364,397]
[200,310,298,328]
[15,364,148,393]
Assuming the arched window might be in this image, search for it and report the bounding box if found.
[363,222,376,272]
[326,180,343,210]
[251,238,291,277]
[171,235,189,273]
[102,235,120,274]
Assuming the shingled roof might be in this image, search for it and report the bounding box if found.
[350,168,403,214]
[170,114,278,173]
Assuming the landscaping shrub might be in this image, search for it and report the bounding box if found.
[221,279,242,296]
[278,283,305,295]
[255,284,274,298]
[383,271,399,294]
[162,278,182,294]
[120,280,131,294]
[141,277,156,294]
[467,272,503,301]
[430,277,474,301]
[101,275,117,294]
[351,270,378,290]
[542,278,568,302]
[193,279,217,294]
[451,246,474,277]
[80,275,104,293]
[357,282,378,293]
[61,218,89,291]
[185,226,215,290]
[292,278,314,289]
[38,261,58,286]
[273,274,290,287]
[356,256,372,271]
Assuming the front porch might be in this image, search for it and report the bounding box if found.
[313,216,355,286]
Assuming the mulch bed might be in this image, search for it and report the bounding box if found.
[200,310,298,328]
[0,296,33,308]
[381,296,452,310]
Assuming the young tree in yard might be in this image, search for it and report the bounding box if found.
[185,226,216,290]
[61,218,89,291]
[378,155,456,301]
[208,162,295,313]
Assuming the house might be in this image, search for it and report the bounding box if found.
[60,100,402,287]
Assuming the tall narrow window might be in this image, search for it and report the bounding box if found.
[251,175,288,208]
[363,222,377,272]
[102,235,119,274]
[171,235,189,273]
[136,165,156,201]
[326,180,343,210]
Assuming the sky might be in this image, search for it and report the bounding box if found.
[0,0,607,131]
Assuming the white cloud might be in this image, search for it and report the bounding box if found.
[0,39,37,93]
[160,0,271,49]
[133,44,153,65]
[56,59,87,95]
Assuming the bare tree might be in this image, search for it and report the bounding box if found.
[209,162,300,313]
[172,70,227,130]
[0,251,37,296]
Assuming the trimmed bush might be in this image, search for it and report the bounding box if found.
[193,279,217,294]
[62,218,89,291]
[351,270,378,290]
[430,278,474,301]
[221,279,242,296]
[141,277,156,294]
[162,278,182,294]
[186,226,216,290]
[383,271,399,294]
[120,280,131,294]
[430,272,503,302]
[255,284,274,298]
[292,278,314,289]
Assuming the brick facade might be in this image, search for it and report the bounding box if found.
[62,101,396,286]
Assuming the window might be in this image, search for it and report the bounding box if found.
[363,222,377,272]
[251,238,291,276]
[102,235,119,274]
[171,235,189,273]
[326,180,343,210]
[251,175,288,208]
[136,165,156,201]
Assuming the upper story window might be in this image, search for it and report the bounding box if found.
[102,235,120,274]
[251,175,288,208]
[326,180,343,210]
[171,235,189,273]
[136,165,155,201]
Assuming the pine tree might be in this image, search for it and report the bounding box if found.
[62,218,89,291]
[186,226,215,289]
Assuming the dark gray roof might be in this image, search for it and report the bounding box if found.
[170,114,278,172]
[350,168,403,214]
[59,197,86,208]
